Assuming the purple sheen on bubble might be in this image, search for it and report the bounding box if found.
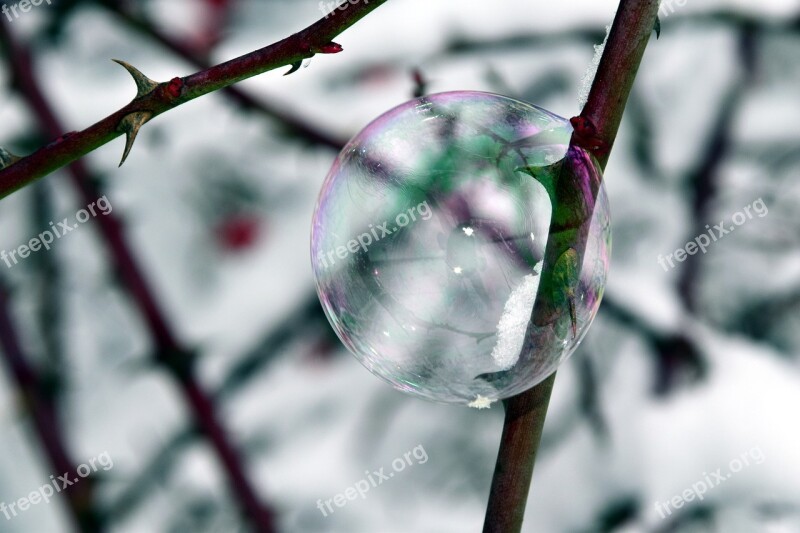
[311,91,611,406]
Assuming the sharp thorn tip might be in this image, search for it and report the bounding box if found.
[113,59,159,98]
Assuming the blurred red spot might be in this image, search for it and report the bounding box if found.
[216,215,261,252]
[307,337,336,364]
[356,64,395,87]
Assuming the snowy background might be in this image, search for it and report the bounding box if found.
[1,0,799,531]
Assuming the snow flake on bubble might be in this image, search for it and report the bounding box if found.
[468,395,496,409]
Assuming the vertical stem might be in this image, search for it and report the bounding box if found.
[582,0,661,171]
[483,374,555,533]
[483,2,659,531]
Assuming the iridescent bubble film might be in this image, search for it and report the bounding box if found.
[311,91,611,406]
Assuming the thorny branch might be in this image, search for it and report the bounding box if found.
[102,0,347,149]
[0,0,388,198]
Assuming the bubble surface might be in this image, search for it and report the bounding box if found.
[311,91,611,406]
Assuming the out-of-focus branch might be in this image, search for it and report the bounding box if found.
[677,24,757,311]
[483,2,660,531]
[107,294,331,520]
[626,87,664,182]
[31,183,69,398]
[0,0,388,197]
[600,297,706,394]
[0,25,278,532]
[436,10,798,59]
[215,293,329,399]
[0,284,103,532]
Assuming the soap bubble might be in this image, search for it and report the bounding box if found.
[311,91,610,406]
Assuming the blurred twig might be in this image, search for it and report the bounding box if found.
[0,0,389,196]
[677,24,758,311]
[435,9,798,59]
[626,87,664,183]
[0,24,278,532]
[215,293,328,400]
[30,182,69,399]
[107,292,331,519]
[0,283,103,532]
[732,286,800,352]
[600,297,706,394]
[105,428,197,522]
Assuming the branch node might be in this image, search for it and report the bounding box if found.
[570,116,610,157]
[166,77,185,99]
[46,131,77,148]
[112,59,159,98]
[117,111,153,166]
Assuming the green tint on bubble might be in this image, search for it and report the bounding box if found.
[311,91,611,407]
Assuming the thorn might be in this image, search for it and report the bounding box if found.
[553,247,580,340]
[654,16,661,39]
[117,111,153,166]
[568,295,577,339]
[284,61,303,76]
[0,147,21,171]
[112,59,159,98]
